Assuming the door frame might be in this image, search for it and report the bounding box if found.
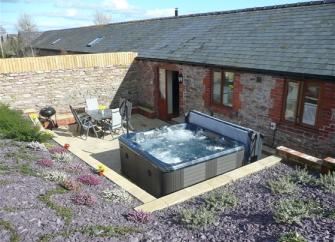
[156,66,180,120]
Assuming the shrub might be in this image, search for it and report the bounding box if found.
[72,192,96,206]
[204,191,238,211]
[26,141,48,152]
[102,188,133,203]
[290,167,316,185]
[52,152,73,163]
[77,174,102,186]
[48,146,68,154]
[267,176,297,195]
[319,172,335,193]
[325,209,335,219]
[126,210,151,223]
[180,207,216,229]
[37,159,54,167]
[60,179,81,191]
[0,104,52,142]
[64,163,86,174]
[278,232,307,242]
[42,170,68,182]
[274,199,321,224]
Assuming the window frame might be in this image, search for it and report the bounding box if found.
[211,70,235,108]
[282,80,321,128]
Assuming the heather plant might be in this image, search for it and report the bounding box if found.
[26,141,48,152]
[274,199,322,224]
[72,192,96,206]
[319,172,335,193]
[126,210,151,223]
[48,146,67,154]
[77,174,102,186]
[180,207,216,229]
[204,191,238,211]
[37,159,54,167]
[289,167,316,185]
[60,179,81,191]
[101,188,133,203]
[278,232,307,242]
[52,152,73,163]
[64,163,86,174]
[0,104,52,142]
[267,176,297,195]
[42,170,68,182]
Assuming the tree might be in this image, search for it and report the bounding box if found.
[93,11,111,25]
[0,25,6,58]
[17,13,37,32]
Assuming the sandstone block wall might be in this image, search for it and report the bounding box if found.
[0,64,138,114]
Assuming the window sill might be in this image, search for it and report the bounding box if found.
[278,121,319,133]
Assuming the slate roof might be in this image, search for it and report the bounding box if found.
[32,1,335,78]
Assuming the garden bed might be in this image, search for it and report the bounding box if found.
[0,139,334,242]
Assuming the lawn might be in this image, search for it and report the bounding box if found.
[0,138,334,241]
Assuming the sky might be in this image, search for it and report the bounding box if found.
[1,0,304,33]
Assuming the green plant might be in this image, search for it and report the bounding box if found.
[52,152,73,163]
[101,188,133,203]
[4,146,37,162]
[267,176,297,195]
[42,170,68,182]
[290,167,316,185]
[325,209,335,219]
[319,172,335,193]
[18,163,38,176]
[278,232,307,242]
[0,179,12,186]
[38,225,139,242]
[38,188,73,225]
[0,104,53,142]
[274,199,321,224]
[0,219,20,242]
[180,207,216,229]
[204,191,238,211]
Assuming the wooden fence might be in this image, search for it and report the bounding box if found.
[0,52,138,73]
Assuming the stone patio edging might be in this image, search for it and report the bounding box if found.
[134,155,282,212]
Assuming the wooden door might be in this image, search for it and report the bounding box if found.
[158,68,168,120]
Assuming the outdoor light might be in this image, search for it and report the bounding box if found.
[178,72,183,83]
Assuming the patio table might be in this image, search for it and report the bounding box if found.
[86,109,114,137]
[86,109,113,121]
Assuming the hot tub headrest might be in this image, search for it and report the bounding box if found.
[185,110,262,163]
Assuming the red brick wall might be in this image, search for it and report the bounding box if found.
[268,79,285,123]
[134,59,335,158]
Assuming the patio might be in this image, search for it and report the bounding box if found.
[53,114,168,174]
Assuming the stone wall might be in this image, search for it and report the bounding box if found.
[0,64,138,114]
[135,60,335,158]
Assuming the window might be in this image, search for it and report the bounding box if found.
[284,81,320,127]
[86,37,103,47]
[211,71,234,107]
[51,38,61,45]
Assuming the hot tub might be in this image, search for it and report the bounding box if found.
[119,111,260,197]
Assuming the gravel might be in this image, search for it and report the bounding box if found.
[0,139,334,242]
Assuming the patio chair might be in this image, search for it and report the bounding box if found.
[85,98,99,111]
[101,108,124,138]
[119,98,134,130]
[69,105,101,140]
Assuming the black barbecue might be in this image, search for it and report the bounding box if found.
[39,106,58,129]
